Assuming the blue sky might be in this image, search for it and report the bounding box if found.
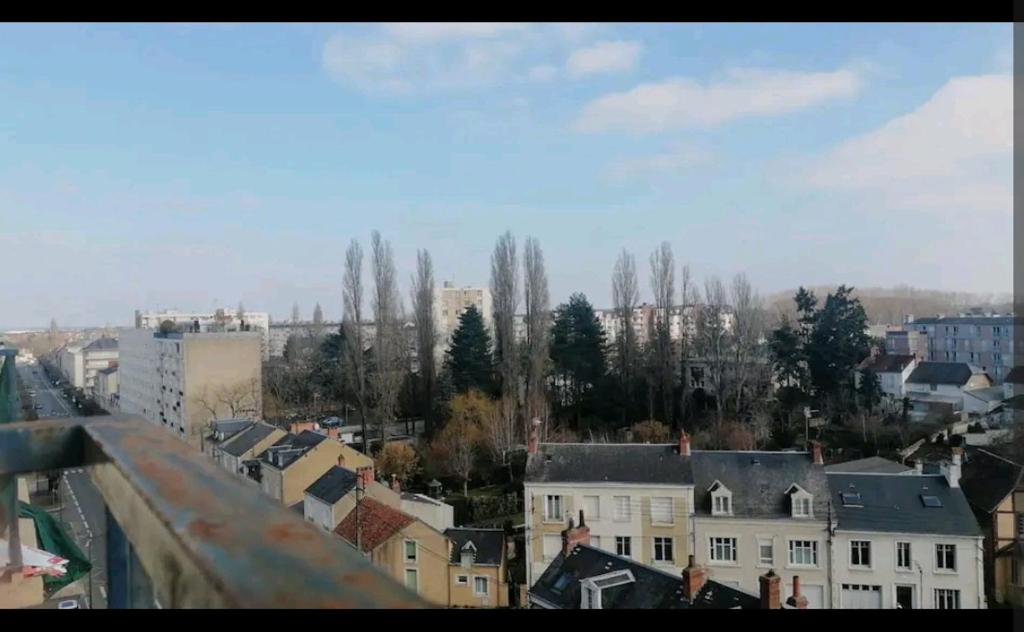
[0,23,1012,328]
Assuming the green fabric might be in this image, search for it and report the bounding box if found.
[18,501,92,592]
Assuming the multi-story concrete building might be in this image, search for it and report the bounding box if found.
[906,315,1021,383]
[135,308,271,361]
[118,327,262,450]
[267,321,345,358]
[56,336,119,391]
[94,365,119,411]
[433,282,492,354]
[597,304,733,348]
[886,329,927,361]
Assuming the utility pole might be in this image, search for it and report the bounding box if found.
[356,473,364,556]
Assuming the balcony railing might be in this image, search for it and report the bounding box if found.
[0,414,426,609]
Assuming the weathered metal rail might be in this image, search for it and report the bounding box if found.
[0,415,426,608]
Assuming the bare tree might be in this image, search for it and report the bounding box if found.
[697,276,729,424]
[678,263,698,426]
[491,230,519,405]
[612,250,640,423]
[291,302,301,325]
[523,237,549,428]
[370,230,406,446]
[482,395,518,481]
[649,242,676,426]
[729,273,767,416]
[342,239,369,452]
[411,249,438,435]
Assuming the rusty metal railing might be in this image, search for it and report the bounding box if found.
[0,414,426,608]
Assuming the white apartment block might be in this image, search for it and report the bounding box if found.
[118,327,262,450]
[56,337,118,391]
[597,304,734,348]
[907,315,1021,383]
[433,282,492,357]
[135,309,271,361]
[267,321,342,358]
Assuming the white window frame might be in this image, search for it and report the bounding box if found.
[613,496,631,522]
[850,540,872,569]
[650,496,674,525]
[404,539,418,564]
[583,495,600,522]
[788,485,814,519]
[788,539,819,568]
[709,536,738,565]
[473,576,489,596]
[456,575,468,585]
[935,543,957,572]
[615,536,632,559]
[896,541,912,572]
[544,495,564,522]
[934,588,960,610]
[404,568,418,592]
[653,537,674,564]
[757,538,774,567]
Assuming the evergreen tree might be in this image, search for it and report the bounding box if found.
[444,305,494,395]
[806,285,870,399]
[857,368,883,415]
[549,293,608,427]
[768,315,806,390]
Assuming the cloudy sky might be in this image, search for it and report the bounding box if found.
[0,23,1011,328]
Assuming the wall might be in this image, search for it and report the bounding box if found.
[370,520,450,606]
[449,561,508,608]
[275,440,346,507]
[303,494,335,531]
[182,333,262,450]
[401,495,455,532]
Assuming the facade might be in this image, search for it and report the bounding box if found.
[433,282,492,357]
[267,321,342,358]
[94,365,119,411]
[906,315,1021,383]
[214,421,285,476]
[445,527,510,608]
[855,354,917,401]
[886,329,927,361]
[904,362,993,419]
[828,458,985,609]
[596,304,733,348]
[135,308,271,361]
[118,328,262,450]
[256,431,357,508]
[303,464,392,530]
[56,336,119,391]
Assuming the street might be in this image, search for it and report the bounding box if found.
[18,362,108,609]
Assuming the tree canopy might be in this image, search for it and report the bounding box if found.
[444,305,494,395]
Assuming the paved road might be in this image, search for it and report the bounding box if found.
[18,363,108,609]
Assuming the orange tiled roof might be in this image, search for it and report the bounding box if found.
[334,497,415,552]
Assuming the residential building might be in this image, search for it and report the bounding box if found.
[402,491,455,532]
[134,308,271,361]
[886,329,927,361]
[596,304,733,348]
[56,336,119,391]
[433,282,492,358]
[963,387,1007,417]
[904,362,993,420]
[959,447,1024,607]
[445,527,510,608]
[118,327,262,450]
[334,497,450,606]
[1003,367,1024,399]
[267,321,343,358]
[906,315,1021,383]
[827,453,985,609]
[255,430,366,509]
[825,457,914,475]
[203,418,256,460]
[94,365,119,411]
[855,354,917,401]
[214,421,286,477]
[303,465,395,531]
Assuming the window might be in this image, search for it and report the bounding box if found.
[789,540,818,567]
[613,496,631,522]
[404,540,417,563]
[934,589,960,610]
[542,534,561,561]
[474,576,488,596]
[850,541,871,568]
[651,497,673,524]
[615,536,632,558]
[582,585,596,609]
[792,496,812,518]
[709,537,737,563]
[456,575,468,585]
[758,539,774,566]
[583,495,600,521]
[713,494,731,516]
[404,569,418,591]
[897,542,912,571]
[589,535,601,550]
[921,495,943,508]
[653,537,674,563]
[936,544,956,571]
[544,495,563,521]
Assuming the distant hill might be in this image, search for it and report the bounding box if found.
[765,286,1013,326]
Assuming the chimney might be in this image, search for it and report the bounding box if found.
[810,441,823,466]
[390,474,401,493]
[915,459,923,475]
[681,555,707,601]
[947,447,963,488]
[759,570,781,610]
[561,511,590,555]
[785,576,809,609]
[356,465,374,490]
[679,430,691,457]
[528,418,541,454]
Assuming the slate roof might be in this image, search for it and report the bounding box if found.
[261,430,328,470]
[529,544,761,610]
[857,354,916,374]
[959,448,1024,514]
[208,419,253,442]
[444,528,504,566]
[97,366,118,376]
[219,423,280,458]
[907,362,986,386]
[825,456,913,475]
[691,451,828,519]
[1005,367,1024,385]
[964,386,1006,404]
[525,443,693,485]
[827,473,981,537]
[305,466,358,504]
[334,497,415,553]
[84,337,118,352]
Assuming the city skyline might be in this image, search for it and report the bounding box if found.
[0,23,1011,329]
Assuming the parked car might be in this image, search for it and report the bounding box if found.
[320,416,344,428]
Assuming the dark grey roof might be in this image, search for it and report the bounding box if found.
[97,366,118,376]
[208,419,254,442]
[910,316,1019,326]
[525,443,693,485]
[261,430,328,469]
[1005,367,1024,384]
[219,423,279,457]
[825,456,913,475]
[691,451,828,519]
[827,473,981,537]
[444,528,504,566]
[857,354,915,374]
[530,544,760,610]
[907,362,985,386]
[959,449,1024,514]
[965,386,1005,403]
[304,466,358,504]
[84,337,118,351]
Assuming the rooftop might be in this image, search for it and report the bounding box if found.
[825,456,913,475]
[856,354,916,374]
[910,316,1020,326]
[691,450,828,519]
[444,528,504,566]
[261,430,328,470]
[305,466,358,505]
[334,497,415,553]
[907,362,987,386]
[1005,367,1024,385]
[83,337,118,352]
[525,443,693,485]
[959,448,1024,514]
[219,422,280,458]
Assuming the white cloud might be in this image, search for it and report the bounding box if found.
[526,64,559,82]
[800,74,1011,215]
[566,40,642,77]
[576,66,863,133]
[605,143,713,183]
[381,22,528,43]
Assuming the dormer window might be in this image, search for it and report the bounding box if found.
[708,480,732,516]
[787,484,814,518]
[460,541,477,569]
[579,570,634,609]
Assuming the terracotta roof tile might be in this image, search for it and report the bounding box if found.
[334,497,415,552]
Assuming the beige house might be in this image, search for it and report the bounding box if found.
[214,421,286,477]
[445,527,510,608]
[256,431,364,508]
[334,497,450,606]
[303,465,396,530]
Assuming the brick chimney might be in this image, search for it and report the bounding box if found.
[759,569,781,609]
[528,418,541,454]
[356,465,374,490]
[561,511,590,555]
[785,575,808,609]
[681,555,706,601]
[810,441,823,466]
[679,430,691,457]
[390,474,401,493]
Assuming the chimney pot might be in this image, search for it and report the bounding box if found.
[810,441,823,466]
[561,512,590,556]
[679,430,691,457]
[786,575,809,609]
